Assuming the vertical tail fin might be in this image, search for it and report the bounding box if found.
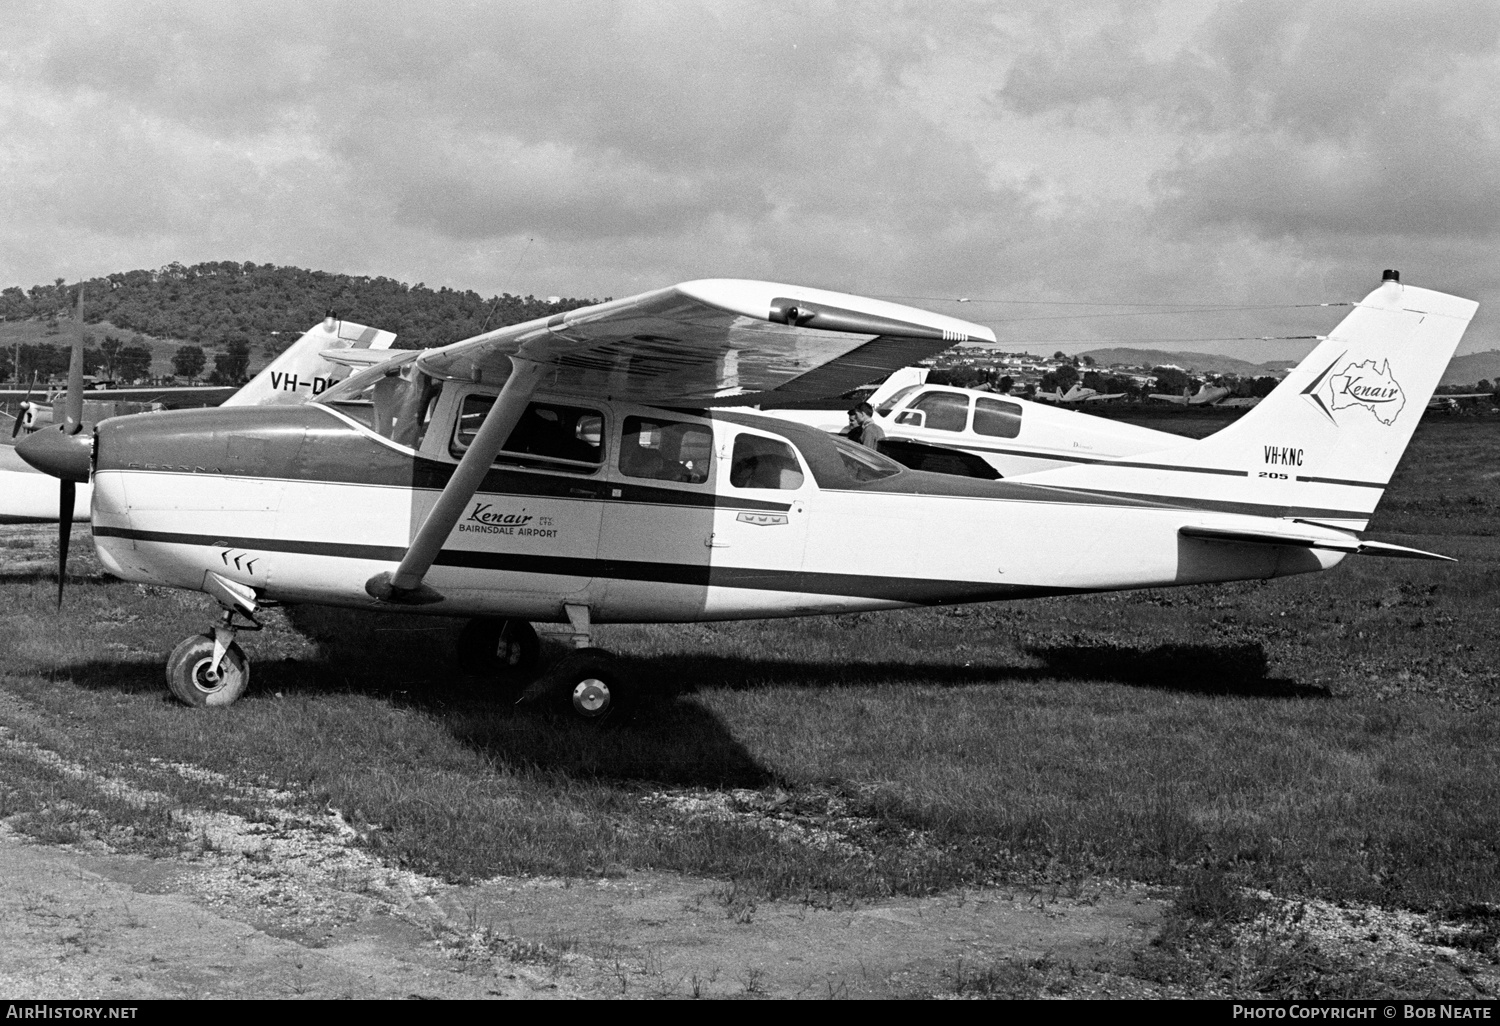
[223,317,397,407]
[1018,274,1478,531]
[867,366,928,406]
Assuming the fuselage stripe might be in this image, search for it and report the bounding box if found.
[1295,475,1386,489]
[907,437,1248,476]
[89,524,1068,604]
[1041,488,1369,521]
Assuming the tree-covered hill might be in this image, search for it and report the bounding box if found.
[0,260,602,354]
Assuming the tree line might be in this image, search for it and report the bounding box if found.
[929,362,1285,400]
[1,260,601,383]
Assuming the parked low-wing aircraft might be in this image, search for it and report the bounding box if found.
[17,272,1475,719]
[1032,383,1127,404]
[757,377,1189,479]
[1425,391,1494,412]
[1148,382,1266,409]
[5,387,240,433]
[1,312,397,524]
[1149,383,1231,405]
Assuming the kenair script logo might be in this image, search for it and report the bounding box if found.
[1301,354,1406,426]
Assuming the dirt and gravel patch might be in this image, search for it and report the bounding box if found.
[0,760,1173,999]
[1,736,1496,999]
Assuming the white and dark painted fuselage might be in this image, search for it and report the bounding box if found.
[87,397,1346,625]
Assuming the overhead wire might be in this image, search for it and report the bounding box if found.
[963,334,1326,346]
[875,294,1354,311]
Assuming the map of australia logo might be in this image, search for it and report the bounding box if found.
[1301,354,1406,426]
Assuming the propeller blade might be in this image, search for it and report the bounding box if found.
[65,285,85,435]
[57,479,74,607]
[11,373,35,438]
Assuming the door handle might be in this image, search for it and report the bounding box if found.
[705,532,730,549]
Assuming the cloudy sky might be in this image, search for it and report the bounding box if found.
[2,0,1496,358]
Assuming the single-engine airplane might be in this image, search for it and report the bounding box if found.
[1149,382,1265,409]
[1425,390,1495,412]
[1032,383,1127,404]
[751,376,1192,479]
[17,271,1475,720]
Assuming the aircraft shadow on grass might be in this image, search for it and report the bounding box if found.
[57,623,1322,787]
[61,648,777,789]
[1023,642,1330,699]
[610,643,1327,700]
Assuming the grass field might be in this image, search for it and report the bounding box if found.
[2,414,1498,996]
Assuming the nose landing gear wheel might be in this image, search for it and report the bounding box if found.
[166,633,250,708]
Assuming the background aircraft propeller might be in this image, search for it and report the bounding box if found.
[14,286,89,605]
[10,373,37,439]
[57,287,85,604]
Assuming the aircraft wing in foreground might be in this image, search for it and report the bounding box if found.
[18,271,1475,721]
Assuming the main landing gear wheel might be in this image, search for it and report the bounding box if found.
[458,618,541,678]
[166,633,250,708]
[525,648,633,721]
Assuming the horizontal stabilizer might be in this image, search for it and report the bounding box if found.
[1349,539,1456,561]
[1180,525,1453,561]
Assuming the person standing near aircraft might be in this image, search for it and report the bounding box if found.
[847,401,885,450]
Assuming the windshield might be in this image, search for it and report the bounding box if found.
[314,351,422,405]
[875,384,920,416]
[314,351,441,448]
[829,435,904,481]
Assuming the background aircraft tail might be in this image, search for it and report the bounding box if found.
[867,366,928,406]
[1018,273,1478,531]
[223,317,397,407]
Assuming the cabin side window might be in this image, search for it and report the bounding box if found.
[618,416,713,484]
[450,395,604,473]
[973,397,1022,439]
[894,391,969,432]
[729,433,805,490]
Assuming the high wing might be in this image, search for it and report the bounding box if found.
[415,280,993,404]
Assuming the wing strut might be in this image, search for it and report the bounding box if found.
[365,358,546,604]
